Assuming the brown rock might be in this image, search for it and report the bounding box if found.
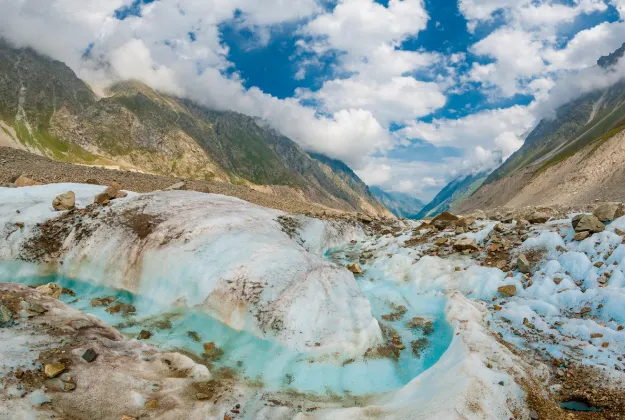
[453,237,478,252]
[498,285,517,297]
[593,202,625,222]
[517,254,531,274]
[144,400,158,409]
[574,214,605,233]
[528,211,549,224]
[15,175,42,187]
[347,263,364,275]
[44,363,65,378]
[573,231,591,241]
[590,333,604,339]
[138,330,152,340]
[36,283,62,299]
[52,191,76,211]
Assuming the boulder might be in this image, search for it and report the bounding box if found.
[433,212,460,222]
[516,219,530,229]
[573,231,590,241]
[82,348,98,363]
[574,214,605,233]
[0,303,13,325]
[593,202,625,222]
[52,191,76,211]
[527,211,549,224]
[456,216,476,227]
[36,283,62,299]
[166,181,187,191]
[94,181,127,204]
[44,363,66,378]
[494,223,505,233]
[14,175,42,187]
[498,285,517,297]
[347,263,364,275]
[517,254,531,273]
[453,237,478,252]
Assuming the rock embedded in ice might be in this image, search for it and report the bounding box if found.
[82,348,98,362]
[347,263,364,275]
[0,303,13,325]
[52,191,76,211]
[593,202,625,222]
[453,237,478,251]
[497,285,517,297]
[574,214,605,233]
[44,363,66,378]
[35,283,62,299]
[517,254,531,273]
[574,231,591,241]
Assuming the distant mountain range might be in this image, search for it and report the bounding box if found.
[370,187,425,218]
[0,39,390,217]
[415,172,488,219]
[457,42,625,213]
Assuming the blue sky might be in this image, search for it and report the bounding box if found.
[5,0,625,200]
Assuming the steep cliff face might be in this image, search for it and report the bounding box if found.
[0,40,390,216]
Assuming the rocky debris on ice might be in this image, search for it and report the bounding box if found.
[0,282,252,420]
[52,191,75,211]
[453,237,479,251]
[0,184,382,355]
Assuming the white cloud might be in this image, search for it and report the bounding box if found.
[297,76,446,123]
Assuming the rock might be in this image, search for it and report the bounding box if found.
[573,231,591,241]
[105,303,136,315]
[63,381,76,392]
[85,178,100,185]
[144,400,159,409]
[356,213,373,224]
[90,297,116,307]
[456,217,476,227]
[28,303,47,314]
[52,191,76,211]
[553,277,563,285]
[15,222,24,229]
[453,238,478,252]
[516,219,530,229]
[494,223,505,233]
[528,211,549,224]
[14,175,42,187]
[138,330,152,340]
[0,303,13,325]
[593,202,625,222]
[347,263,364,275]
[121,416,137,420]
[36,283,62,299]
[487,243,500,253]
[517,254,531,273]
[497,285,517,297]
[44,363,66,378]
[187,331,201,342]
[196,392,212,401]
[434,237,447,246]
[166,181,187,191]
[590,333,604,339]
[455,227,465,234]
[82,348,98,363]
[95,181,127,204]
[574,214,605,233]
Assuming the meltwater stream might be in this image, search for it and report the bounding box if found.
[0,241,453,397]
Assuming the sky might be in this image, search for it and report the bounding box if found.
[2,0,625,201]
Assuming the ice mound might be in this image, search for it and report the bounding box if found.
[0,184,382,354]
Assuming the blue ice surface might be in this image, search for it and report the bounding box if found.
[0,250,453,396]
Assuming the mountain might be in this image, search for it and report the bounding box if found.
[0,40,390,217]
[416,172,488,219]
[369,187,424,218]
[457,44,625,213]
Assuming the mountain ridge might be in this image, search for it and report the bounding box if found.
[0,40,391,217]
